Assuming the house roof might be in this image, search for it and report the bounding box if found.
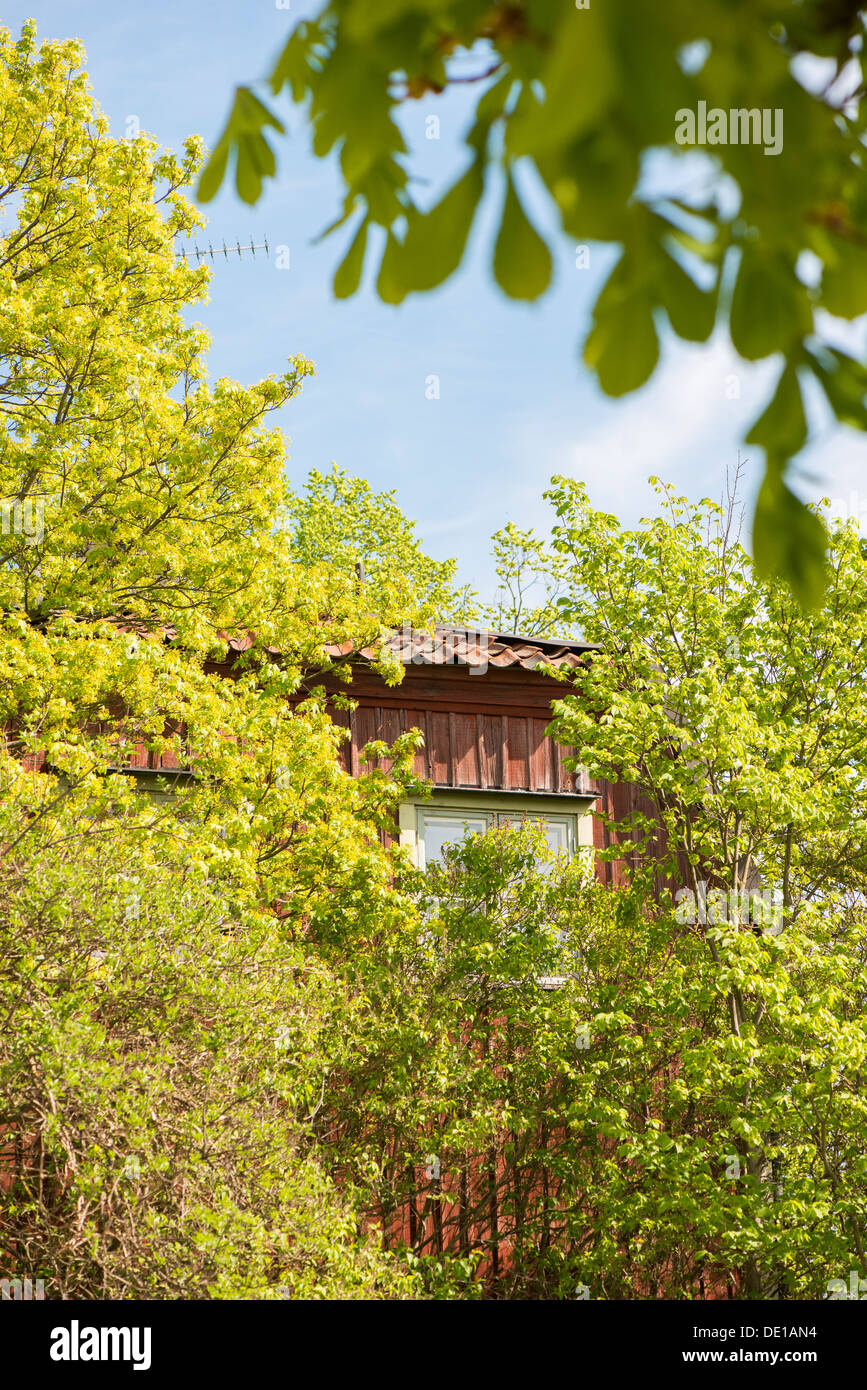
[325,625,599,672]
[109,617,598,672]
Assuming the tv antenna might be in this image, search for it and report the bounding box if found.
[176,236,270,264]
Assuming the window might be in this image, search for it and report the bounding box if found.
[416,807,575,869]
[496,812,572,860]
[417,810,491,869]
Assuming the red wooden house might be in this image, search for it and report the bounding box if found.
[319,623,655,885]
[4,621,714,1295]
[64,619,657,883]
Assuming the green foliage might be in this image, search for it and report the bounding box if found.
[286,466,462,638]
[0,780,419,1299]
[537,477,867,1291]
[0,23,461,1300]
[0,22,451,660]
[317,824,867,1298]
[198,87,285,205]
[476,521,576,638]
[542,472,867,909]
[5,18,867,1303]
[199,0,867,602]
[493,174,552,301]
[751,459,827,610]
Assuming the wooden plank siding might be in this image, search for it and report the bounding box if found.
[343,700,580,798]
[13,644,679,893]
[7,641,680,896]
[451,713,478,787]
[478,714,502,788]
[323,658,686,895]
[589,775,688,894]
[429,711,450,784]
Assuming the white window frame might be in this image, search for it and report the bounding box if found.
[494,810,575,857]
[414,805,578,870]
[415,807,494,870]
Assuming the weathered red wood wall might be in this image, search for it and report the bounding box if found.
[330,700,581,794]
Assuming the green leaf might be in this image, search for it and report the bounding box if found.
[232,87,286,138]
[745,362,807,458]
[820,237,867,320]
[808,348,867,431]
[198,87,285,206]
[583,298,658,395]
[197,139,230,205]
[538,129,637,242]
[507,6,615,157]
[269,23,318,101]
[752,464,827,609]
[730,247,812,362]
[390,160,484,295]
[236,136,266,205]
[333,217,369,299]
[657,252,717,343]
[583,254,659,396]
[493,175,552,301]
[376,232,409,305]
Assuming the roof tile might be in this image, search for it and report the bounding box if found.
[108,619,597,673]
[342,625,597,672]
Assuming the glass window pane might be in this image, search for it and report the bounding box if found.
[420,814,489,868]
[496,813,571,865]
[541,819,570,853]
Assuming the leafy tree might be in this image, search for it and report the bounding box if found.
[317,818,867,1298]
[287,465,463,647]
[0,18,449,912]
[0,21,456,649]
[544,474,867,916]
[0,22,454,1298]
[0,787,420,1300]
[200,0,867,607]
[539,477,867,1294]
[312,481,867,1295]
[480,521,576,637]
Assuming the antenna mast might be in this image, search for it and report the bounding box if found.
[175,236,270,264]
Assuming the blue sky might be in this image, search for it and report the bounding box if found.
[6,1,866,600]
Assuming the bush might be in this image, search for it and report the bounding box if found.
[0,780,419,1300]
